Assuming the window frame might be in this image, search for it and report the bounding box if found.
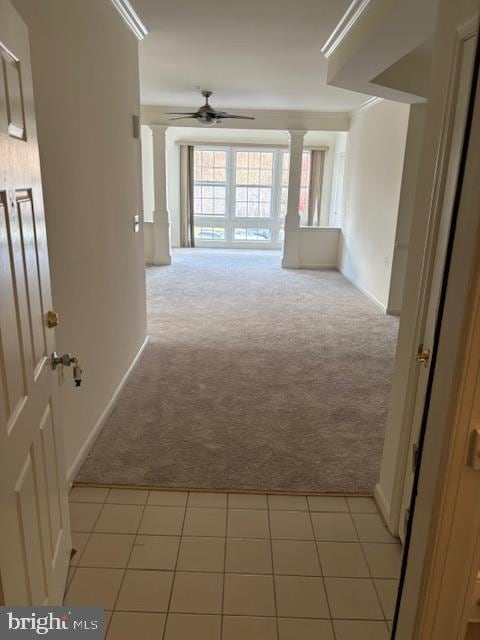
[192,145,312,249]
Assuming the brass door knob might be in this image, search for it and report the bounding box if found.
[46,310,59,328]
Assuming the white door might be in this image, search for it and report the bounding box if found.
[399,32,478,543]
[0,1,71,604]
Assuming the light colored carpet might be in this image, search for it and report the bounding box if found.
[76,249,399,492]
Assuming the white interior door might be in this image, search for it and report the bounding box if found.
[0,1,71,605]
[399,32,478,543]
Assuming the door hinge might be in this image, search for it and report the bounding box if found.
[416,344,431,367]
[468,428,480,470]
[412,443,419,474]
[403,507,410,536]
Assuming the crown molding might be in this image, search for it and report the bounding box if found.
[321,0,372,59]
[111,0,148,40]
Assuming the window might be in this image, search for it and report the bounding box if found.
[192,146,320,248]
[280,151,311,224]
[234,151,274,218]
[234,228,271,242]
[193,149,227,217]
[194,226,226,241]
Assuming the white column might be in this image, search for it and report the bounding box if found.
[282,130,306,268]
[150,124,172,265]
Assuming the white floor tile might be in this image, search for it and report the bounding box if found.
[324,577,383,620]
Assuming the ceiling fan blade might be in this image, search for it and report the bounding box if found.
[169,115,198,120]
[165,112,199,116]
[217,113,255,120]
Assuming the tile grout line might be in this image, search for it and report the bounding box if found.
[220,494,229,640]
[66,489,110,590]
[73,483,374,499]
[351,511,391,625]
[64,607,397,621]
[307,500,338,640]
[266,500,280,640]
[67,489,112,635]
[69,527,399,545]
[62,565,398,580]
[107,491,150,635]
[161,491,189,640]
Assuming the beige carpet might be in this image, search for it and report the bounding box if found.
[76,249,399,492]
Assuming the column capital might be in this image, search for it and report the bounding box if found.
[288,129,307,141]
[149,124,169,137]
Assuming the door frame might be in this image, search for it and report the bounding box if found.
[395,17,480,637]
[377,12,480,539]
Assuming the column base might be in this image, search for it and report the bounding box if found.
[153,209,172,266]
[282,226,300,269]
[151,255,172,266]
[281,258,300,269]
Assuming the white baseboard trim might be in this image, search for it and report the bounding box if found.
[297,263,338,270]
[386,306,401,316]
[152,256,172,266]
[339,269,388,313]
[66,335,150,484]
[374,482,393,532]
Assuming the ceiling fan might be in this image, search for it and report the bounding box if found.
[166,90,255,127]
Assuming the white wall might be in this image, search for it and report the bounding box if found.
[13,0,147,476]
[339,99,410,311]
[141,126,154,223]
[387,104,427,314]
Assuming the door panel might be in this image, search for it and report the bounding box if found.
[0,1,71,605]
[0,189,28,429]
[17,191,48,374]
[15,451,49,605]
[39,404,64,566]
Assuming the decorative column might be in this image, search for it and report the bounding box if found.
[282,130,306,268]
[150,124,172,265]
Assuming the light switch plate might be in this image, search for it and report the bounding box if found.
[133,215,140,233]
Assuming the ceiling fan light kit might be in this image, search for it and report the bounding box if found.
[167,90,255,127]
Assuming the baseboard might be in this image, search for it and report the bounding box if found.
[152,256,172,266]
[339,268,388,313]
[297,263,338,270]
[66,335,150,483]
[386,306,401,316]
[374,482,393,531]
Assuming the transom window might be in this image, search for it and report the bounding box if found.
[192,146,315,248]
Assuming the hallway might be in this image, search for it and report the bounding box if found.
[76,250,399,492]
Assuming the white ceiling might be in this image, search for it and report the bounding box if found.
[133,0,372,113]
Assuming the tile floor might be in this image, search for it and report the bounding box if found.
[66,487,401,639]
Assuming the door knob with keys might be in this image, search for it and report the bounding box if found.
[51,352,83,387]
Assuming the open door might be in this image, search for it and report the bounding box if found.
[0,1,71,605]
[398,28,478,543]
